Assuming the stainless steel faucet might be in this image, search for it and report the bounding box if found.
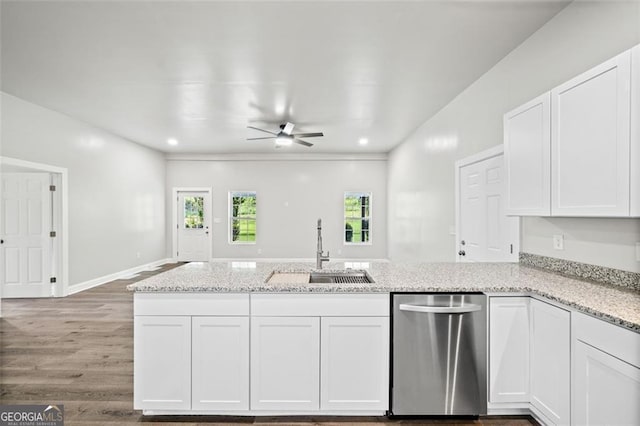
[316,218,330,269]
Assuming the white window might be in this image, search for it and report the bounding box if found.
[344,192,371,244]
[229,191,256,243]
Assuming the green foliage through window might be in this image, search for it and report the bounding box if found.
[344,192,371,243]
[230,192,257,243]
[184,196,204,229]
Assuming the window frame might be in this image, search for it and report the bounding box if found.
[343,191,372,245]
[228,191,257,245]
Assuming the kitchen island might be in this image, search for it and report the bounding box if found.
[128,260,640,424]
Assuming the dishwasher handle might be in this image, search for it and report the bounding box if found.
[398,303,482,314]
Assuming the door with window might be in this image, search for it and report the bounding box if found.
[176,191,211,261]
[1,173,53,297]
[457,151,519,262]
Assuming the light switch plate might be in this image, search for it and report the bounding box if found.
[553,234,564,250]
[636,242,640,261]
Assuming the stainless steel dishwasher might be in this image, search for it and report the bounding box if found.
[391,293,487,416]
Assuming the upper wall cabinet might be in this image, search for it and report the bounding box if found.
[504,44,639,217]
[551,50,632,216]
[504,93,551,216]
[631,44,640,217]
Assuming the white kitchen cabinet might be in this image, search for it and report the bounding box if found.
[530,299,570,425]
[631,44,640,217]
[250,316,320,411]
[504,93,551,216]
[572,312,640,426]
[134,315,191,410]
[192,316,250,411]
[551,50,632,216]
[489,297,530,404]
[320,316,389,411]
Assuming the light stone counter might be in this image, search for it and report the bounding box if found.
[128,261,640,332]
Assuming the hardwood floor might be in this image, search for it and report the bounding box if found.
[0,263,537,425]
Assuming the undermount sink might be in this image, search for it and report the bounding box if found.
[266,270,375,284]
[308,271,374,284]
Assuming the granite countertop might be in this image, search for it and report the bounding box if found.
[128,261,640,332]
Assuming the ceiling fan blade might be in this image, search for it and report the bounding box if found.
[247,125,278,135]
[247,136,276,140]
[293,138,313,147]
[291,132,324,138]
[282,122,295,135]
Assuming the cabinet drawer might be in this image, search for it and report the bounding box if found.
[573,311,640,366]
[251,293,389,317]
[134,293,249,316]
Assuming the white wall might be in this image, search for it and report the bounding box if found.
[166,158,387,260]
[387,0,640,272]
[0,92,167,286]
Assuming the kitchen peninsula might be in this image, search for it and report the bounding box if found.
[128,260,639,424]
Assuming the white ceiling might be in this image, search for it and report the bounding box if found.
[1,1,569,154]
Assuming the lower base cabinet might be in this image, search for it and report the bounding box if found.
[192,316,250,411]
[572,312,640,425]
[250,315,390,412]
[250,316,321,411]
[134,293,390,415]
[320,317,389,411]
[134,316,192,410]
[489,297,530,404]
[530,299,570,425]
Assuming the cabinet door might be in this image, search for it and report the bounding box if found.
[573,340,640,425]
[134,316,191,410]
[631,44,640,217]
[489,297,530,403]
[504,93,551,216]
[320,317,389,411]
[251,316,320,411]
[530,299,570,425]
[192,316,249,411]
[551,50,631,216]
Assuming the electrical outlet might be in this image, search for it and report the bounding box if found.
[136,251,141,259]
[257,248,262,255]
[636,242,640,262]
[553,234,564,250]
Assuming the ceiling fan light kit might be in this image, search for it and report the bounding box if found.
[275,135,293,146]
[247,121,324,148]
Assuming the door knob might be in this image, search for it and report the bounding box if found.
[458,250,466,256]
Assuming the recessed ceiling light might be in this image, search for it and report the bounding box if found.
[167,138,179,146]
[359,138,369,146]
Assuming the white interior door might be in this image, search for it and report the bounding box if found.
[458,153,519,262]
[176,191,211,261]
[1,173,52,297]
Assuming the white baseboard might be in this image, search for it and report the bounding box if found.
[67,258,174,296]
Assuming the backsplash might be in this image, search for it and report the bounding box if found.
[519,252,640,291]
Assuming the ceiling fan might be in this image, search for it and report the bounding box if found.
[247,122,324,147]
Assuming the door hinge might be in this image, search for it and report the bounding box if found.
[50,277,57,283]
[49,185,56,192]
[510,244,513,254]
[50,231,56,237]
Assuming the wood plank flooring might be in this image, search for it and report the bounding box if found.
[1,263,537,425]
